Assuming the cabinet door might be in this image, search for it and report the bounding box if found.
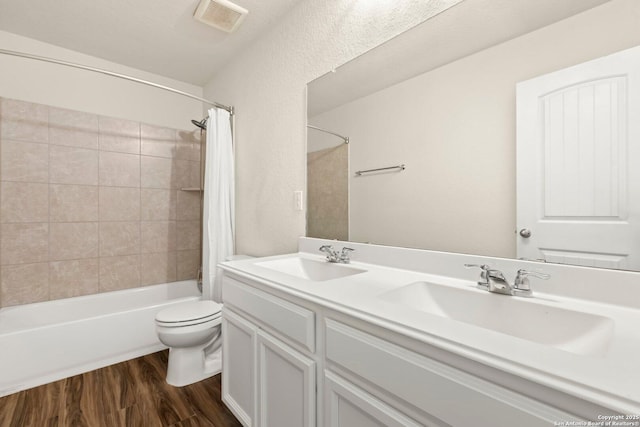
[224,276,316,352]
[326,319,582,427]
[222,308,258,427]
[257,329,316,427]
[324,371,425,427]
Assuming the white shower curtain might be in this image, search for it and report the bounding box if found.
[202,107,234,302]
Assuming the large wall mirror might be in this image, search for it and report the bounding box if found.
[306,0,640,272]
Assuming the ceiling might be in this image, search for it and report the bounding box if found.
[0,0,302,85]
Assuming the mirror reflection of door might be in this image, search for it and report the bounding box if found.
[517,45,640,269]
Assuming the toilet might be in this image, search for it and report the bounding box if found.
[155,300,223,387]
[155,255,253,387]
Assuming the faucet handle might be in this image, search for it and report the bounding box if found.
[319,245,337,262]
[464,263,490,270]
[339,247,354,263]
[513,269,550,297]
[516,269,550,280]
[464,264,491,288]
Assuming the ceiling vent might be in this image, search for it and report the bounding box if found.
[193,0,248,33]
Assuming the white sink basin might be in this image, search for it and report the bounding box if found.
[256,257,366,282]
[380,281,614,356]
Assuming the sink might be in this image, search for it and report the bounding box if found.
[380,281,614,356]
[256,257,366,282]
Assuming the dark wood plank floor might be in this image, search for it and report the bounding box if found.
[0,350,243,427]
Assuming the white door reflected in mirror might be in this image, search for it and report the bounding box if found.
[517,45,640,270]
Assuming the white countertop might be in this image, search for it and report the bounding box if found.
[220,249,640,415]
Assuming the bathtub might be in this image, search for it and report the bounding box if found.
[0,280,201,397]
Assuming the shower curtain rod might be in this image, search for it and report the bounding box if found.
[0,48,234,114]
[307,124,349,144]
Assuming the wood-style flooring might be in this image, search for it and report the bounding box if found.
[0,350,243,427]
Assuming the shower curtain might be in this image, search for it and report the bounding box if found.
[202,107,235,302]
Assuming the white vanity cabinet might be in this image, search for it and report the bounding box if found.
[221,270,588,427]
[222,275,317,427]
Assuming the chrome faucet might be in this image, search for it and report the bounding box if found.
[513,269,550,297]
[319,245,354,263]
[464,264,549,297]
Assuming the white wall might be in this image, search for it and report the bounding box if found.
[204,0,464,256]
[309,0,640,258]
[0,31,204,130]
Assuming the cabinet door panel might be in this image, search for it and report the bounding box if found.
[325,319,582,427]
[223,308,258,427]
[325,371,426,427]
[224,276,315,352]
[257,330,316,427]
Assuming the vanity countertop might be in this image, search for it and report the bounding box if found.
[220,248,640,415]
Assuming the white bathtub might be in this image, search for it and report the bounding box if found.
[0,280,201,397]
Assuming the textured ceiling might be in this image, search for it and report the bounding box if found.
[0,0,302,85]
[308,0,612,116]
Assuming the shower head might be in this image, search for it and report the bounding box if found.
[191,117,208,130]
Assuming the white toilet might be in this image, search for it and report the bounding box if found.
[155,300,223,387]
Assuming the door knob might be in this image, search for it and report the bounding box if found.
[519,228,532,238]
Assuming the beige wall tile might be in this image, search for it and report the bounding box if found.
[1,182,49,223]
[49,145,99,185]
[141,189,177,221]
[176,130,201,161]
[175,160,200,189]
[99,151,140,188]
[99,187,140,221]
[49,107,99,149]
[140,252,176,286]
[99,116,140,135]
[50,184,99,222]
[1,223,49,265]
[98,117,140,154]
[0,98,202,305]
[1,140,49,182]
[141,156,174,189]
[177,250,200,281]
[176,220,200,251]
[176,190,201,221]
[0,263,49,306]
[0,98,48,143]
[49,222,99,261]
[141,124,176,158]
[100,221,140,256]
[99,254,141,292]
[49,258,99,299]
[141,221,176,254]
[307,146,349,241]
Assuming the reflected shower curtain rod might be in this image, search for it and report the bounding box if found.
[307,124,349,144]
[0,48,234,114]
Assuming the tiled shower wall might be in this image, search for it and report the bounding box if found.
[0,97,203,307]
[307,145,348,241]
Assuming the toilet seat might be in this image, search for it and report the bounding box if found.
[156,301,222,327]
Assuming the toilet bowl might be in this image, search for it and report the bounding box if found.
[155,300,223,387]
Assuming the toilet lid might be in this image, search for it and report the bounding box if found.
[156,300,222,324]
